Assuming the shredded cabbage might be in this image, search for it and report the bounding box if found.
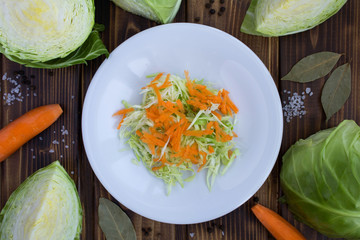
[117,73,240,194]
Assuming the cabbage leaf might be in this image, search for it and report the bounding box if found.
[0,28,109,69]
[280,120,360,238]
[241,0,348,36]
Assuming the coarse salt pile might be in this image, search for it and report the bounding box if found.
[282,88,313,123]
[2,73,23,105]
[1,72,37,105]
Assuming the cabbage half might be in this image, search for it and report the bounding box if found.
[280,120,360,238]
[0,0,108,68]
[241,0,348,36]
[111,0,182,24]
[0,161,82,240]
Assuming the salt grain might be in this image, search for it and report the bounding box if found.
[32,156,36,159]
[52,140,59,145]
[189,233,195,238]
[49,149,55,153]
[71,171,74,175]
[61,126,68,135]
[39,137,43,141]
[65,145,69,149]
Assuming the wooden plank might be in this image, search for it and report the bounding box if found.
[279,1,359,239]
[79,1,187,239]
[186,0,279,239]
[0,63,81,224]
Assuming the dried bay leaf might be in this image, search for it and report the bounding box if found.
[98,198,137,240]
[281,52,341,82]
[321,63,351,121]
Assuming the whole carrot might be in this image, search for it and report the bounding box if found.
[0,104,63,162]
[252,204,306,240]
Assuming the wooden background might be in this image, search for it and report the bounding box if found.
[0,0,359,239]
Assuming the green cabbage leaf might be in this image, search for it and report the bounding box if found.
[280,120,360,238]
[241,0,347,36]
[0,161,82,240]
[1,28,109,69]
[111,0,182,24]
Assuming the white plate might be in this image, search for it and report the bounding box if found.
[82,23,283,224]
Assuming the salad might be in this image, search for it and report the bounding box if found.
[114,71,240,194]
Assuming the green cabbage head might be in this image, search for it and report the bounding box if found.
[241,0,347,36]
[0,0,108,68]
[111,0,182,24]
[280,120,360,239]
[0,161,82,240]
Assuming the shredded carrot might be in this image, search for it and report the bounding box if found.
[116,115,126,130]
[213,121,233,142]
[197,151,207,172]
[211,111,222,120]
[150,72,164,84]
[208,146,214,153]
[112,107,134,116]
[187,99,207,110]
[228,150,233,158]
[176,99,184,112]
[158,74,172,89]
[152,84,163,105]
[152,164,165,171]
[184,129,213,137]
[141,132,166,146]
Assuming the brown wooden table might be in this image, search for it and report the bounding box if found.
[0,1,359,239]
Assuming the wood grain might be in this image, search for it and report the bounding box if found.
[279,1,359,239]
[0,0,359,239]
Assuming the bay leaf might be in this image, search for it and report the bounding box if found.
[321,63,351,121]
[98,198,137,240]
[281,52,341,82]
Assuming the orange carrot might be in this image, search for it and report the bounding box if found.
[0,104,63,162]
[211,111,222,120]
[184,129,213,137]
[152,164,164,171]
[116,115,126,130]
[150,72,164,84]
[208,146,214,153]
[251,204,306,240]
[114,108,134,129]
[176,100,184,112]
[158,74,172,89]
[152,84,163,105]
[112,107,134,116]
[197,151,207,172]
